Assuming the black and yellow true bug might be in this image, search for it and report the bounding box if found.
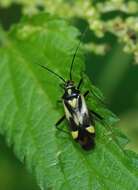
[36,28,103,150]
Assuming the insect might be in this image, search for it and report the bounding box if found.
[36,28,103,150]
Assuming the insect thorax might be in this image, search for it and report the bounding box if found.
[63,80,79,99]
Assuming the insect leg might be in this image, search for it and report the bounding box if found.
[55,115,69,134]
[77,78,83,89]
[90,110,103,120]
[90,90,107,106]
[84,90,89,97]
[84,90,105,105]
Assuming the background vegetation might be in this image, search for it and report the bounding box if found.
[0,1,138,190]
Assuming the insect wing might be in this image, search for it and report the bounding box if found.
[77,95,95,150]
[63,94,95,149]
[63,98,79,139]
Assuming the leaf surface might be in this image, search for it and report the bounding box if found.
[0,13,138,190]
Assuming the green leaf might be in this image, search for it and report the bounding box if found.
[0,13,138,190]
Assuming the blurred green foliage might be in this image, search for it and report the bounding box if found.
[1,0,138,62]
[0,1,138,190]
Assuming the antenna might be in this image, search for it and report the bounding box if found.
[69,27,88,80]
[35,63,66,83]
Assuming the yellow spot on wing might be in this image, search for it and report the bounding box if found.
[68,89,72,95]
[71,131,78,139]
[69,98,77,108]
[86,126,95,133]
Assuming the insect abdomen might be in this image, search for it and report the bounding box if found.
[77,127,95,150]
